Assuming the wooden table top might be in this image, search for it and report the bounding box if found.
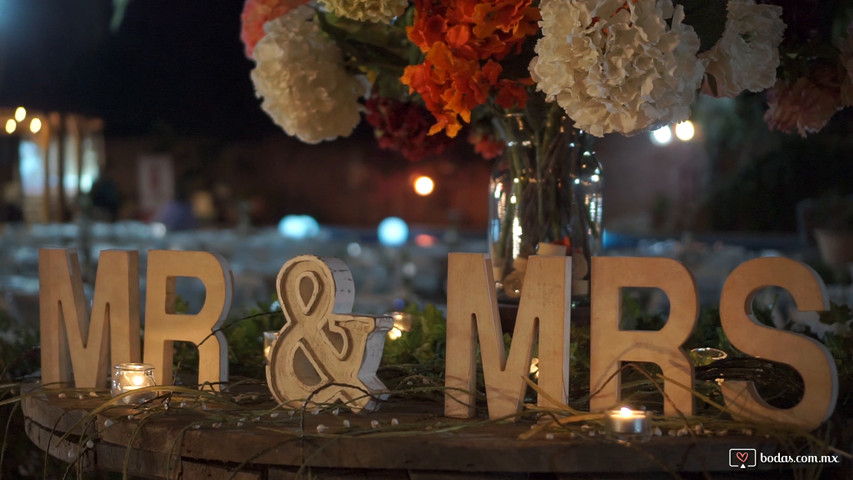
[21,384,784,480]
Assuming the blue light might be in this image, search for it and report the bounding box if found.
[278,215,319,240]
[377,217,408,247]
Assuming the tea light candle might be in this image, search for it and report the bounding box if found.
[263,331,280,362]
[605,407,651,441]
[111,363,157,405]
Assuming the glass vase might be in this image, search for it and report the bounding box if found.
[488,108,602,307]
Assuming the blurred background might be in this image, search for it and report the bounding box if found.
[1,0,852,320]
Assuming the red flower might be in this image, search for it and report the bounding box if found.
[764,66,843,137]
[467,126,504,160]
[365,96,455,162]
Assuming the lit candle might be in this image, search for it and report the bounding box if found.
[111,363,157,405]
[385,312,412,340]
[263,331,280,362]
[605,407,651,441]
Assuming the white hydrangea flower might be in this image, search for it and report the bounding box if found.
[318,0,407,23]
[250,6,365,144]
[530,0,705,137]
[699,0,785,98]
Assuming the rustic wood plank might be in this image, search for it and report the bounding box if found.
[22,386,788,478]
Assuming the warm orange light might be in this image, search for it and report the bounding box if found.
[414,233,437,247]
[413,175,434,196]
[14,107,26,122]
[4,119,16,134]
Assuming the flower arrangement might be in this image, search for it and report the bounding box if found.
[240,0,853,158]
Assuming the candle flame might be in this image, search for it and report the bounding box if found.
[132,375,145,386]
[618,407,633,418]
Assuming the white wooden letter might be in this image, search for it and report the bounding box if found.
[266,255,393,412]
[445,253,571,419]
[719,257,837,430]
[589,257,697,416]
[143,250,233,388]
[39,248,141,388]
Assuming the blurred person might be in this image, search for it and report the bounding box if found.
[152,178,197,230]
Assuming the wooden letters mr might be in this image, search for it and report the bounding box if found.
[39,248,232,389]
[39,248,141,388]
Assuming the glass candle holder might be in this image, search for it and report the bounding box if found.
[605,407,651,442]
[111,363,157,405]
[689,347,727,367]
[263,331,280,363]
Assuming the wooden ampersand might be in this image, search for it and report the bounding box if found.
[266,255,393,412]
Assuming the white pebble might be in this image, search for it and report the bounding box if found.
[406,381,413,386]
[370,420,380,429]
[237,422,244,428]
[212,422,222,429]
[270,412,280,418]
[288,410,295,417]
[201,403,208,411]
[580,424,593,431]
[88,391,98,397]
[77,393,84,400]
[332,408,340,416]
[58,393,67,399]
[68,450,75,459]
[653,427,662,437]
[253,416,261,422]
[588,430,596,437]
[86,439,94,449]
[316,424,328,433]
[127,414,135,421]
[311,408,320,416]
[104,419,114,428]
[391,418,399,426]
[342,419,351,427]
[180,401,188,408]
[676,427,689,437]
[545,433,554,440]
[692,424,705,435]
[193,424,201,430]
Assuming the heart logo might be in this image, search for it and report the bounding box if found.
[736,451,749,464]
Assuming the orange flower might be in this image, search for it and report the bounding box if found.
[401,0,539,137]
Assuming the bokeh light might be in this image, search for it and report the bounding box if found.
[378,217,408,247]
[413,175,434,196]
[650,125,672,145]
[674,121,695,141]
[278,215,320,240]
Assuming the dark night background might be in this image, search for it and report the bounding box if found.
[0,0,278,139]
